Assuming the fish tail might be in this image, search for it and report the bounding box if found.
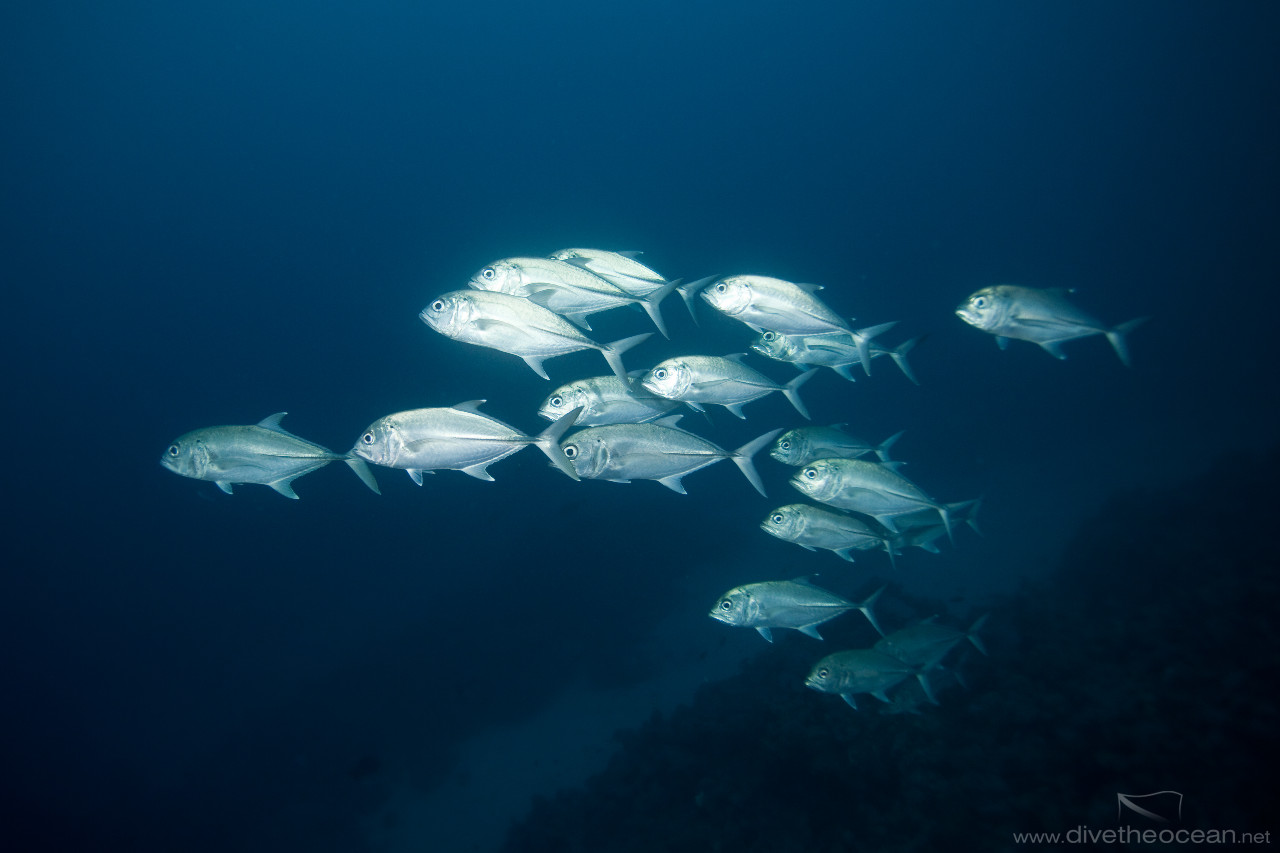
[849,320,895,376]
[858,584,887,636]
[343,453,382,495]
[966,613,990,656]
[534,406,584,481]
[601,333,653,384]
[730,428,784,497]
[782,369,818,420]
[888,335,924,385]
[955,496,984,536]
[915,669,941,706]
[875,429,905,462]
[937,502,956,545]
[1106,316,1150,367]
[675,275,717,326]
[639,279,680,339]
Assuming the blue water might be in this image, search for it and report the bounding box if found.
[3,2,1277,851]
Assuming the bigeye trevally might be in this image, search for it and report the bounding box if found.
[956,284,1148,366]
[161,413,380,499]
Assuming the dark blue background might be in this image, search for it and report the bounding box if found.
[2,2,1277,850]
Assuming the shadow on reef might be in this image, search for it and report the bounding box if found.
[500,448,1280,852]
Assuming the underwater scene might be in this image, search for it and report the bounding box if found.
[3,2,1277,851]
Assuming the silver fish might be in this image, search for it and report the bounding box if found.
[804,648,937,710]
[547,248,669,298]
[560,416,782,497]
[751,326,920,384]
[699,274,873,373]
[709,578,884,642]
[536,374,679,426]
[956,284,1148,366]
[351,400,581,484]
[638,354,816,420]
[770,425,903,466]
[890,499,983,554]
[420,289,650,382]
[875,614,989,666]
[468,256,674,337]
[161,413,380,499]
[790,457,956,540]
[760,503,896,566]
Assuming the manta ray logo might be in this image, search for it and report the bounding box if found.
[1116,791,1183,823]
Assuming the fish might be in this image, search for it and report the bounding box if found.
[709,578,885,642]
[161,413,380,499]
[878,656,969,715]
[759,503,897,566]
[890,499,983,554]
[536,373,679,426]
[751,326,921,384]
[769,425,903,466]
[699,275,875,373]
[638,354,817,420]
[547,248,669,297]
[559,415,782,497]
[789,457,956,540]
[467,256,675,337]
[874,614,989,666]
[804,648,938,710]
[956,285,1148,366]
[420,289,651,382]
[350,400,581,484]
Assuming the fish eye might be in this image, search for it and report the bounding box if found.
[167,444,180,457]
[430,299,444,312]
[973,296,986,308]
[550,396,562,407]
[563,445,577,459]
[817,668,829,679]
[804,468,817,479]
[719,600,732,611]
[779,440,790,450]
[482,268,495,280]
[771,513,784,524]
[762,331,776,341]
[715,283,727,293]
[654,368,666,379]
[361,432,374,445]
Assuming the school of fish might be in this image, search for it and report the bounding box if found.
[161,249,1146,712]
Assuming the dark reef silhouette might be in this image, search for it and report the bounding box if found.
[500,448,1280,852]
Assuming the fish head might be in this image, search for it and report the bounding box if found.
[700,275,753,316]
[750,330,794,362]
[160,430,212,480]
[639,359,692,400]
[790,459,840,501]
[759,504,807,541]
[352,417,404,468]
[804,656,842,693]
[769,429,807,465]
[708,585,756,626]
[467,259,524,294]
[537,383,589,423]
[559,433,611,480]
[955,286,1007,331]
[420,291,475,337]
